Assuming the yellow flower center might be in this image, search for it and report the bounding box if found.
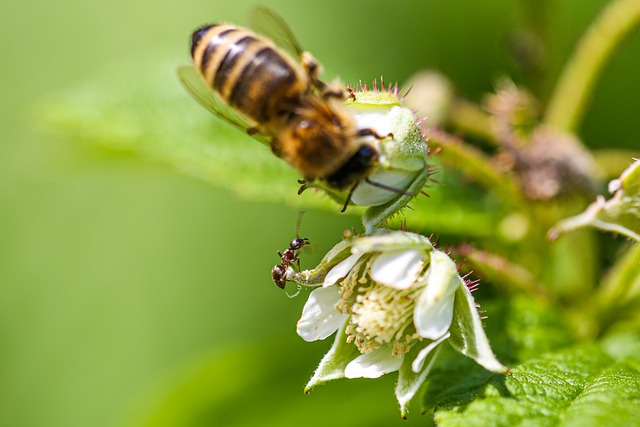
[339,257,425,356]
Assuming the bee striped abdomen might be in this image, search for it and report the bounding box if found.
[191,24,303,123]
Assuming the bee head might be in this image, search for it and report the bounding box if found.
[326,144,379,190]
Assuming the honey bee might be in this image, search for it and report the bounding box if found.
[178,7,393,202]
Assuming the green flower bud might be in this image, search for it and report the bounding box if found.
[305,81,430,233]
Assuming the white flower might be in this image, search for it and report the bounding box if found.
[290,229,507,415]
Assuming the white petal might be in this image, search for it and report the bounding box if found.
[370,250,427,289]
[322,253,363,287]
[296,287,348,342]
[414,251,459,339]
[411,332,450,373]
[352,231,433,255]
[344,347,404,379]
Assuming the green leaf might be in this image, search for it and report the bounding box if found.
[432,345,640,427]
[601,330,640,363]
[421,295,573,412]
[550,159,640,241]
[421,297,640,426]
[561,361,640,427]
[42,59,345,213]
[486,297,576,363]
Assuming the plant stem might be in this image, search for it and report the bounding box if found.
[447,98,497,147]
[544,0,640,133]
[455,244,551,301]
[593,243,640,336]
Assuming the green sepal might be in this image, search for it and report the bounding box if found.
[304,321,360,392]
[395,336,447,418]
[288,239,353,286]
[449,283,508,373]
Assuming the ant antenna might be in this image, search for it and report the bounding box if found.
[296,210,306,236]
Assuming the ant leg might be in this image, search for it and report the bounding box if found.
[346,87,356,101]
[357,128,394,140]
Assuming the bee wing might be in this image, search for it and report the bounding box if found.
[248,6,304,59]
[177,66,272,146]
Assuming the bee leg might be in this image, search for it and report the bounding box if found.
[321,84,355,101]
[365,177,415,197]
[357,128,394,140]
[301,51,353,100]
[302,51,339,94]
[297,179,312,195]
[341,181,360,213]
[321,88,344,99]
[301,51,323,81]
[247,126,259,135]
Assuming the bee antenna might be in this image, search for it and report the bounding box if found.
[364,178,414,197]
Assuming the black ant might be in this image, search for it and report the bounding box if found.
[272,211,310,289]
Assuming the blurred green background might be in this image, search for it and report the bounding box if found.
[1,0,638,426]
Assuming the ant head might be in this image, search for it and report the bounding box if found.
[290,237,310,250]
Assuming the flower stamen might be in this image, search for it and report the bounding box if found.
[345,273,426,354]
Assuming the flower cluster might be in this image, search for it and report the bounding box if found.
[288,229,507,415]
